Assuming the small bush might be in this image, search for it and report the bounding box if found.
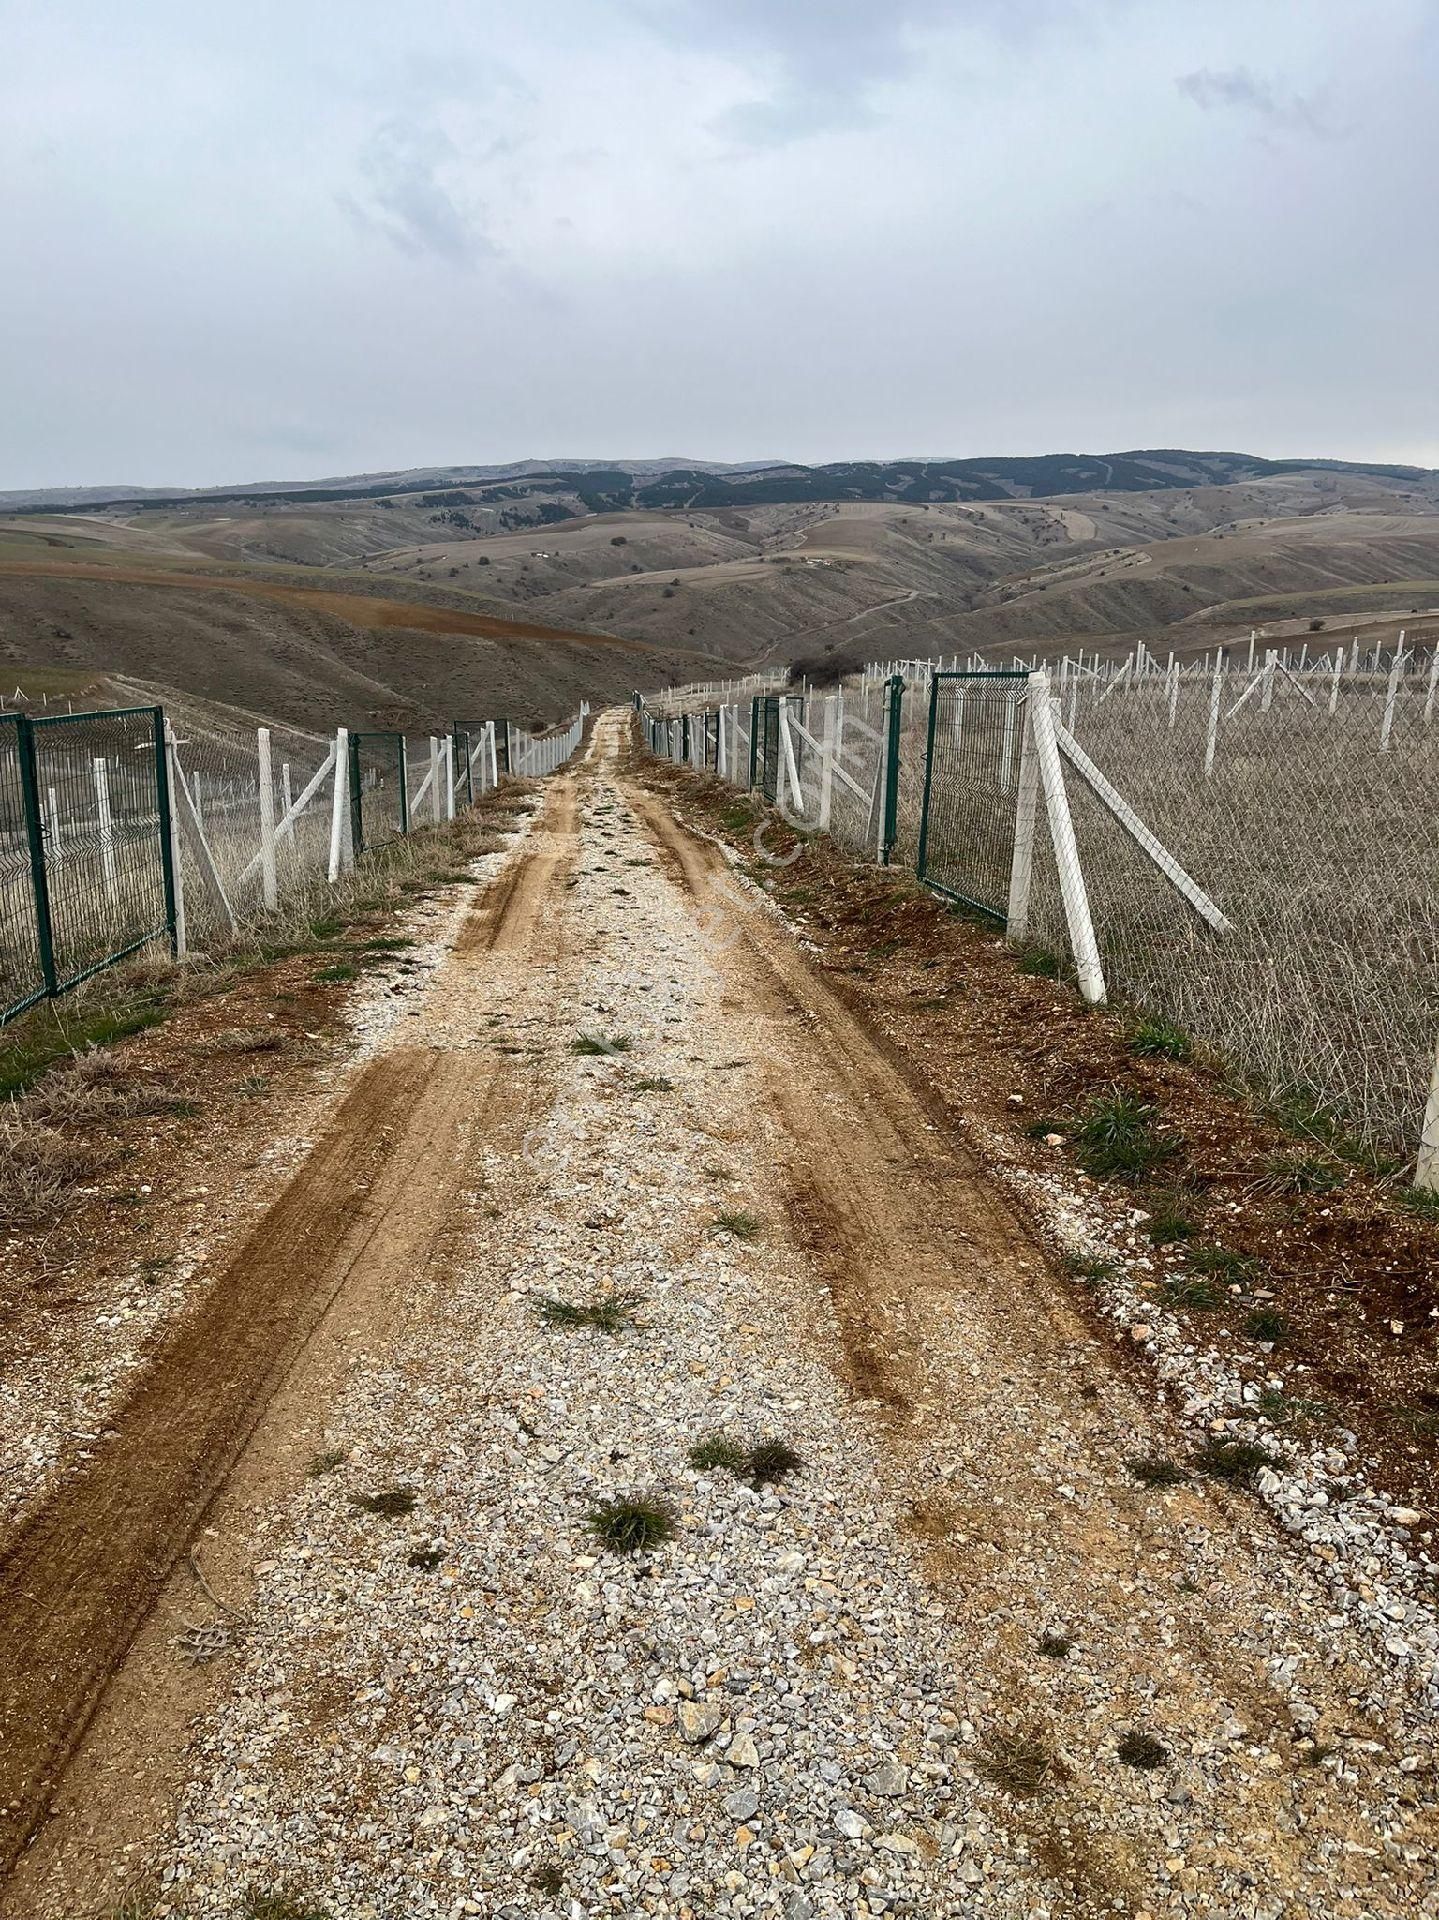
[1187,1243,1263,1284]
[1256,1388,1328,1425]
[1246,1306,1292,1344]
[241,1891,330,1920]
[588,1495,677,1555]
[712,1208,762,1240]
[1117,1730,1168,1770]
[353,1487,417,1516]
[1016,944,1062,978]
[1129,1015,1191,1062]
[1254,1152,1340,1196]
[0,1118,114,1225]
[979,1730,1053,1797]
[571,1032,633,1057]
[1192,1438,1275,1484]
[688,1434,748,1473]
[1038,1632,1073,1658]
[1163,1274,1222,1310]
[1126,1456,1186,1488]
[307,1447,348,1477]
[537,1290,641,1334]
[1073,1092,1179,1182]
[748,1439,803,1487]
[633,1074,675,1093]
[1063,1252,1116,1286]
[1145,1192,1199,1245]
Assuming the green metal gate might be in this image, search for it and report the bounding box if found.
[2,706,177,1023]
[915,671,1029,919]
[348,731,408,855]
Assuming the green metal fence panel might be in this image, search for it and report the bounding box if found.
[914,671,1028,917]
[350,732,406,856]
[29,706,172,994]
[1,714,49,1021]
[880,675,905,865]
[758,696,781,803]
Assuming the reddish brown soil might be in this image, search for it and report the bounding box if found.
[638,753,1439,1520]
[0,558,644,650]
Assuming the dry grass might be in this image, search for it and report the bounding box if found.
[18,1049,152,1126]
[0,1115,115,1225]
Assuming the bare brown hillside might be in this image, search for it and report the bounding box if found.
[5,461,1438,720]
[0,563,706,731]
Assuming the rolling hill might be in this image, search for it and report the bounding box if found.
[2,449,1436,722]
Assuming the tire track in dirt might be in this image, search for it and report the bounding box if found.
[620,779,1396,1912]
[0,804,576,1884]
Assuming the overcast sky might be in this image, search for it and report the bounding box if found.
[3,0,1437,488]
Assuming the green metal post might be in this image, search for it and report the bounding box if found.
[151,705,179,955]
[15,714,58,996]
[348,733,364,856]
[914,673,941,884]
[880,673,905,865]
[496,719,511,774]
[682,713,690,763]
[748,696,760,789]
[397,734,410,834]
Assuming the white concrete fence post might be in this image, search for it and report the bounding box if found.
[1418,1034,1439,1195]
[257,726,278,911]
[1028,671,1105,1005]
[328,727,350,882]
[1005,680,1042,941]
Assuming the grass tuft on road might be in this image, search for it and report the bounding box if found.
[587,1496,677,1555]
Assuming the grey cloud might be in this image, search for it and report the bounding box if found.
[654,0,957,147]
[340,118,496,264]
[1176,66,1333,137]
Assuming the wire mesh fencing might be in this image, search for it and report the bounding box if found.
[510,705,591,776]
[1,689,582,1029]
[1024,650,1439,1165]
[1,715,46,1021]
[1,707,174,1018]
[638,643,1439,1176]
[915,673,1029,919]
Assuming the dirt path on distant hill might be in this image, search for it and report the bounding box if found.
[5,718,1435,1919]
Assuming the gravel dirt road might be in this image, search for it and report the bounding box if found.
[4,711,1435,1919]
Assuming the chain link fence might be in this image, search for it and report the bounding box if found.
[1024,653,1439,1166]
[1,693,587,1028]
[638,643,1439,1177]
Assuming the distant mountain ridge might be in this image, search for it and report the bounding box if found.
[4,449,1434,516]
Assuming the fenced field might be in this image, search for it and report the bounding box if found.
[641,642,1439,1181]
[1,701,588,1025]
